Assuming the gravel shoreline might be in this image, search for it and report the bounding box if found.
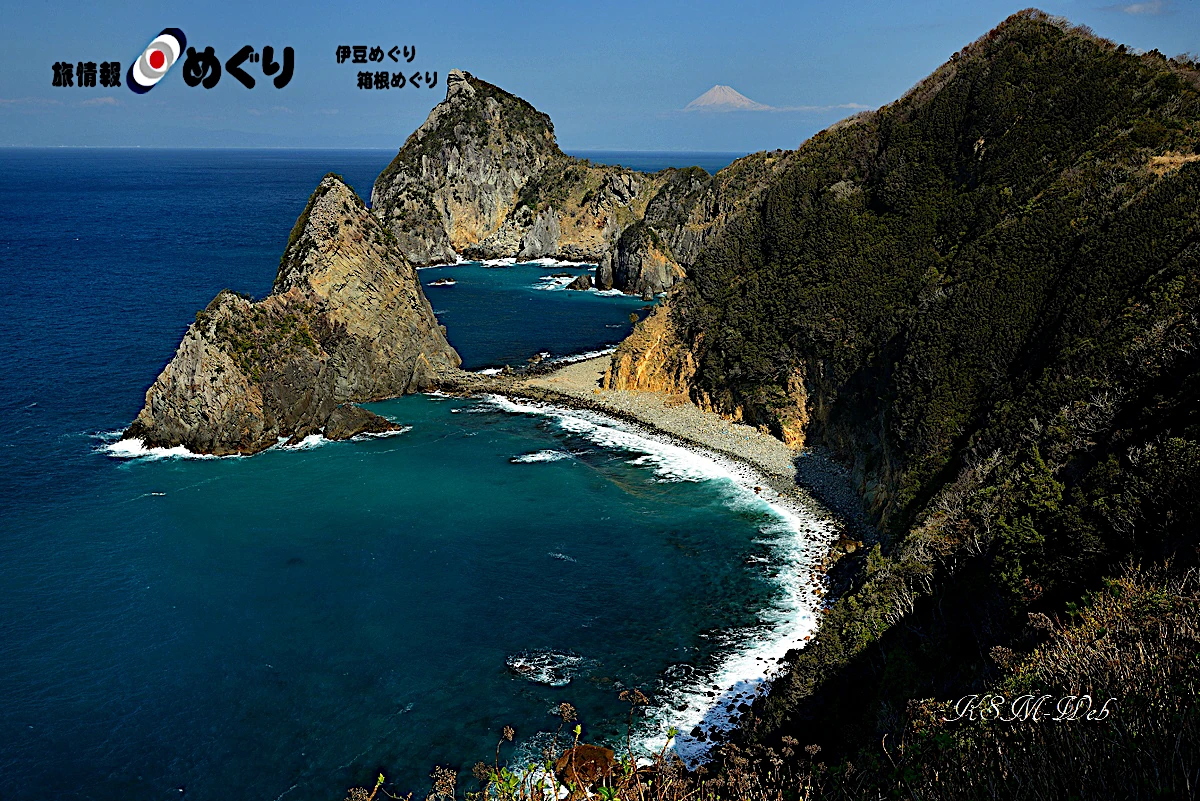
[437,356,865,531]
[521,358,799,478]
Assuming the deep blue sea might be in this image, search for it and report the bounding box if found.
[0,149,827,801]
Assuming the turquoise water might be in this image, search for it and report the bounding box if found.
[418,260,647,371]
[0,149,823,801]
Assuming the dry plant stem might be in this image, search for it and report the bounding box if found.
[570,726,581,797]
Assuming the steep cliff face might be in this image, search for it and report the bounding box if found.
[617,13,1200,532]
[371,70,564,265]
[602,300,695,394]
[640,152,790,267]
[612,223,684,299]
[125,175,460,455]
[596,152,788,295]
[370,70,785,296]
[605,299,812,448]
[371,71,667,281]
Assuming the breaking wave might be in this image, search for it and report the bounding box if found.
[480,394,837,763]
[510,449,574,463]
[506,649,585,687]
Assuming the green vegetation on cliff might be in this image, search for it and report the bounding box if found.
[612,8,1200,794]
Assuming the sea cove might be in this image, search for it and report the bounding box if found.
[0,149,832,800]
[6,6,1200,799]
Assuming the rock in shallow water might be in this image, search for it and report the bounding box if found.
[565,273,592,291]
[554,744,615,789]
[322,404,401,441]
[505,649,583,687]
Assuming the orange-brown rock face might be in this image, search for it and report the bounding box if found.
[605,298,815,450]
[603,300,696,395]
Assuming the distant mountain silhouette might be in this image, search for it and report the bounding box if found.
[683,85,773,112]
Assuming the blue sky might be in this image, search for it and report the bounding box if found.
[1,0,1196,151]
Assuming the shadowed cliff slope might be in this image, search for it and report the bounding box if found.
[605,8,1200,774]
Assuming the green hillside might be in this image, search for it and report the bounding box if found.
[655,9,1200,794]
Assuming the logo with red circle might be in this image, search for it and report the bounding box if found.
[127,28,186,94]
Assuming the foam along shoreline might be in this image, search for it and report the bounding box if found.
[104,436,224,460]
[483,257,598,269]
[517,357,802,488]
[532,274,628,298]
[416,257,638,298]
[419,256,600,270]
[480,388,838,764]
[104,351,839,762]
[101,426,410,461]
[415,253,467,269]
[472,347,619,378]
[544,346,618,366]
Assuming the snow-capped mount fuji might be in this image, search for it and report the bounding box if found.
[683,85,773,112]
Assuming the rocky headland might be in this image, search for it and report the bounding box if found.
[124,69,788,454]
[124,174,460,455]
[370,69,785,298]
[597,12,1200,781]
